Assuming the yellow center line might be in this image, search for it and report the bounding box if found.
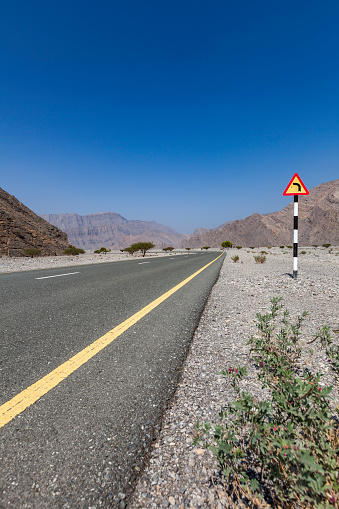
[0,252,224,429]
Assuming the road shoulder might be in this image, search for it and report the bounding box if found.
[129,247,339,508]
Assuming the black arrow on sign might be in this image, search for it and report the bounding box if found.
[293,183,301,191]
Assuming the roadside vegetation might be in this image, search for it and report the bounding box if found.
[221,241,233,249]
[94,247,111,254]
[254,254,266,264]
[24,248,41,258]
[63,245,85,255]
[123,242,155,257]
[195,298,339,508]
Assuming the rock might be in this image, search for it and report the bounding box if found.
[188,179,339,247]
[40,211,187,250]
[0,187,69,257]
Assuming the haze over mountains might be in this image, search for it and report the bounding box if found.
[41,179,339,250]
[1,179,338,257]
[40,212,188,250]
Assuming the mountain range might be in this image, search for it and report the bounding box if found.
[1,179,338,257]
[189,179,339,248]
[40,212,188,250]
[41,179,339,250]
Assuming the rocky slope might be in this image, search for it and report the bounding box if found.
[0,188,69,257]
[188,179,339,248]
[40,212,187,250]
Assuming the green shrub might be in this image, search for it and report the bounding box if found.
[123,246,138,255]
[221,241,233,249]
[195,298,339,508]
[236,246,242,250]
[267,246,272,249]
[322,244,331,248]
[249,247,255,249]
[129,242,155,257]
[301,250,307,254]
[163,246,174,252]
[260,250,268,254]
[287,245,293,249]
[24,248,42,258]
[202,246,210,250]
[94,247,111,254]
[231,255,239,263]
[63,245,85,255]
[185,247,191,252]
[280,245,285,249]
[312,245,319,248]
[254,254,266,263]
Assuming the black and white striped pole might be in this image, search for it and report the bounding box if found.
[283,173,309,280]
[293,195,298,279]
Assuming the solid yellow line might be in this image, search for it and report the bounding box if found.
[0,252,224,429]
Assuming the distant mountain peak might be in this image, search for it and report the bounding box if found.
[40,212,185,250]
[188,179,339,248]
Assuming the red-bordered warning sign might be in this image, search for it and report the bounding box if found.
[283,173,309,196]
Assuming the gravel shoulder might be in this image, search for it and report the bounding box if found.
[1,246,338,508]
[0,250,187,273]
[128,246,339,509]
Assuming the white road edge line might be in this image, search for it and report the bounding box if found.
[35,272,80,280]
[138,262,150,264]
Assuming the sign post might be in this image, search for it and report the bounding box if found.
[283,173,309,279]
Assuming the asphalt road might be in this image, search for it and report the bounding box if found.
[0,252,224,508]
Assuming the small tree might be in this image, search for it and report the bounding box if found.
[94,247,111,255]
[185,247,191,252]
[202,246,210,250]
[123,246,138,256]
[236,246,242,250]
[24,248,42,258]
[63,245,85,256]
[162,246,174,252]
[130,242,155,257]
[221,241,233,249]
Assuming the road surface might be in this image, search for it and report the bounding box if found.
[0,252,224,507]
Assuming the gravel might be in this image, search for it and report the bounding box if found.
[1,246,338,508]
[128,246,339,509]
[0,250,186,273]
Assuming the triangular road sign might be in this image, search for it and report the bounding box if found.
[283,173,309,196]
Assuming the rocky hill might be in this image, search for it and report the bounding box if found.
[0,188,69,257]
[188,179,339,248]
[40,212,187,250]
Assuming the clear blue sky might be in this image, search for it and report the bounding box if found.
[1,0,338,233]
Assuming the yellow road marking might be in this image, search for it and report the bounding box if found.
[0,252,224,429]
